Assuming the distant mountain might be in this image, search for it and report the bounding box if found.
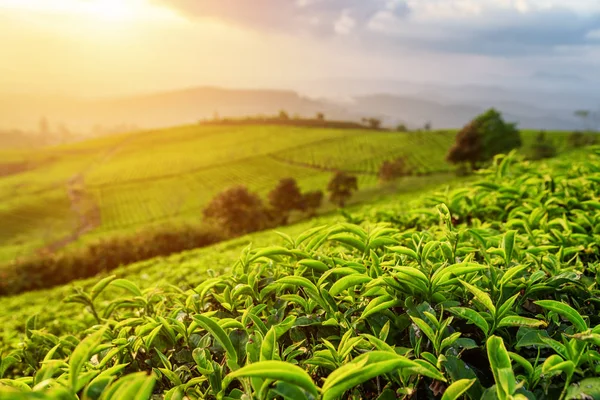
[299,77,600,110]
[0,87,356,135]
[347,94,582,130]
[0,84,596,146]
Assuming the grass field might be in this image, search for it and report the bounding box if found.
[0,147,598,399]
[0,125,585,262]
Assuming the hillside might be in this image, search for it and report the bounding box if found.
[0,125,448,262]
[1,147,598,398]
[0,125,588,263]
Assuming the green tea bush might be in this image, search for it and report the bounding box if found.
[0,225,224,296]
[1,148,599,399]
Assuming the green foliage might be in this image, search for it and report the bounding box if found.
[476,109,522,161]
[0,225,224,296]
[2,147,600,399]
[447,109,522,169]
[1,125,584,267]
[569,131,598,148]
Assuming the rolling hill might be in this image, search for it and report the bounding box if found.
[0,123,588,264]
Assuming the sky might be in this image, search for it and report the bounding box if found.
[0,0,599,97]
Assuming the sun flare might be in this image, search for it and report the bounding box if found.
[0,0,172,22]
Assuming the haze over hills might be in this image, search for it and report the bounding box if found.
[1,80,599,147]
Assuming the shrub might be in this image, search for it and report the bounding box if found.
[268,178,304,225]
[0,225,224,296]
[446,122,483,170]
[203,186,271,236]
[447,109,521,170]
[327,171,358,207]
[301,190,324,216]
[378,156,412,182]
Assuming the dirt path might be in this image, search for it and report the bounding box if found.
[39,136,136,254]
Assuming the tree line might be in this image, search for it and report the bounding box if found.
[202,172,359,236]
[199,111,388,131]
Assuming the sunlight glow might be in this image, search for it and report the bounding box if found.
[0,0,172,22]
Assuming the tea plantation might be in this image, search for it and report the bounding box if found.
[1,147,599,399]
[0,125,583,263]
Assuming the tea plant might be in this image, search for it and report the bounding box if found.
[1,148,599,399]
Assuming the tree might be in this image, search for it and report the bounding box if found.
[203,186,270,236]
[378,157,412,182]
[279,110,290,120]
[396,123,408,132]
[446,122,483,170]
[423,121,432,131]
[447,109,521,170]
[363,117,381,130]
[327,172,358,207]
[530,131,557,160]
[268,178,304,224]
[301,190,323,217]
[316,112,325,121]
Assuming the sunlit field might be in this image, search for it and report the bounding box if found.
[1,146,599,399]
[2,0,600,397]
[0,125,581,263]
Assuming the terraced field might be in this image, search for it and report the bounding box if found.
[273,130,456,175]
[0,125,587,262]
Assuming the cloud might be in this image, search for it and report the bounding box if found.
[157,0,600,56]
[334,10,356,35]
[368,2,600,55]
[156,0,410,34]
[587,29,600,40]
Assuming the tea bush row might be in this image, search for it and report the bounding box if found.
[1,149,599,399]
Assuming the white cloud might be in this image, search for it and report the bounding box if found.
[586,29,600,40]
[334,9,356,35]
[157,0,600,57]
